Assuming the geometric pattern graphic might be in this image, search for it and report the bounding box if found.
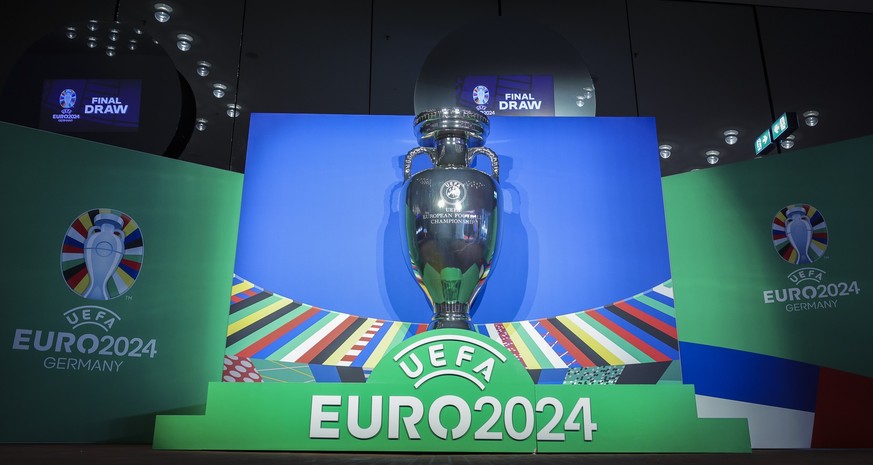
[681,341,873,448]
[225,275,678,384]
[221,354,263,383]
[61,208,143,299]
[811,367,873,448]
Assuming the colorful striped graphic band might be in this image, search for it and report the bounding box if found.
[225,275,678,384]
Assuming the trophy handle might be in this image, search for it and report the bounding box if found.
[468,146,500,182]
[404,147,437,181]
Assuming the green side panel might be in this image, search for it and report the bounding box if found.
[0,123,243,442]
[662,135,873,377]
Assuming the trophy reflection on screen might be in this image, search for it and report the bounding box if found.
[83,213,126,300]
[402,108,501,330]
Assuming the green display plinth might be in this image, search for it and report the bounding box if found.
[155,330,749,453]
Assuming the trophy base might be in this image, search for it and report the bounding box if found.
[429,303,474,331]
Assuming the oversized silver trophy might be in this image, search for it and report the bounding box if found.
[402,108,501,330]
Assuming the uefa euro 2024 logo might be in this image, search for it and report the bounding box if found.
[764,204,862,312]
[61,209,143,300]
[771,204,828,264]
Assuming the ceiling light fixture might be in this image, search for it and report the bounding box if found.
[86,37,98,49]
[195,118,208,131]
[212,83,227,98]
[128,39,137,51]
[226,104,242,118]
[705,150,720,165]
[575,87,595,108]
[803,110,819,127]
[154,3,173,23]
[65,27,76,39]
[196,61,211,77]
[176,33,193,52]
[723,129,738,145]
[87,20,98,32]
[780,134,795,149]
[658,144,672,159]
[105,45,116,57]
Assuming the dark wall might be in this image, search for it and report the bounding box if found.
[1,0,871,175]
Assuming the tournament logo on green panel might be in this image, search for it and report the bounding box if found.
[10,208,156,373]
[771,204,827,265]
[764,203,861,312]
[61,208,143,300]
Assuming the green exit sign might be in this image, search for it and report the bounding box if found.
[756,112,798,155]
[771,112,798,141]
[755,129,773,155]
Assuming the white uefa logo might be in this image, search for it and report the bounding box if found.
[440,180,466,205]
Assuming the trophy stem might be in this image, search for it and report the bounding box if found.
[430,302,474,330]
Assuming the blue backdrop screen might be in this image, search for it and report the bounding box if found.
[236,114,670,324]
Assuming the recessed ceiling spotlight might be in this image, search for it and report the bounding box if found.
[176,33,193,52]
[108,28,120,42]
[802,110,819,127]
[658,144,672,159]
[226,104,242,118]
[86,37,98,49]
[723,129,738,145]
[87,20,98,32]
[196,61,211,77]
[780,134,796,149]
[105,45,116,57]
[212,83,227,98]
[705,150,720,165]
[128,39,137,51]
[154,3,173,23]
[195,118,208,131]
[65,27,77,39]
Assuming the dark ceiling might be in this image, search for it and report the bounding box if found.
[2,0,872,176]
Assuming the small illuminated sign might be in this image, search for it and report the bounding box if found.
[770,112,798,142]
[756,112,797,155]
[755,128,773,156]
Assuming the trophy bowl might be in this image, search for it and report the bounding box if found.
[401,108,501,330]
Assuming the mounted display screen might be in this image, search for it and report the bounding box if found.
[39,78,142,132]
[455,75,555,116]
